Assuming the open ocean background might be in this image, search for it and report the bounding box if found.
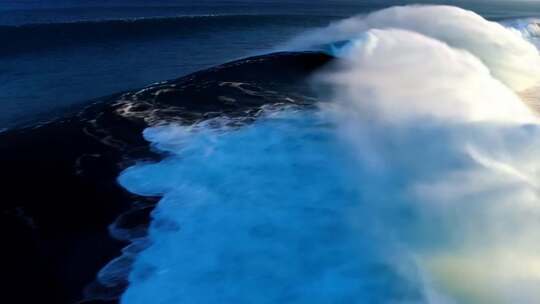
[1,0,539,129]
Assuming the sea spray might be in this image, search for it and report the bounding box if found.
[313,8,540,303]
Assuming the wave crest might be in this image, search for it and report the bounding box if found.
[288,5,540,93]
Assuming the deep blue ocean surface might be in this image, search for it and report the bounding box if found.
[1,0,539,129]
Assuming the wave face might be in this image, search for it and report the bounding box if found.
[116,5,540,304]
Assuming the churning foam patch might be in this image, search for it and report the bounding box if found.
[118,110,426,304]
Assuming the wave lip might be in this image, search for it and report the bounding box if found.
[288,5,540,93]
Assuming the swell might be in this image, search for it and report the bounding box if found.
[0,14,334,56]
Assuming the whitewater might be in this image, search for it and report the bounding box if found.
[111,5,540,304]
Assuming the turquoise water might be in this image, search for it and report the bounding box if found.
[117,109,424,303]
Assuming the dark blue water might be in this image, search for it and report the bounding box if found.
[1,0,539,128]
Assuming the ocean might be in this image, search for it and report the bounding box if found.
[1,0,539,129]
[2,1,540,304]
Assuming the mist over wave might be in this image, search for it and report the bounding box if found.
[312,5,540,303]
[115,5,540,304]
[288,5,540,92]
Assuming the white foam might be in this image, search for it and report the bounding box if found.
[312,10,540,303]
[288,5,540,92]
[119,110,426,304]
[316,28,537,125]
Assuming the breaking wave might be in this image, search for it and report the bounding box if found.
[287,5,540,92]
[112,5,540,304]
